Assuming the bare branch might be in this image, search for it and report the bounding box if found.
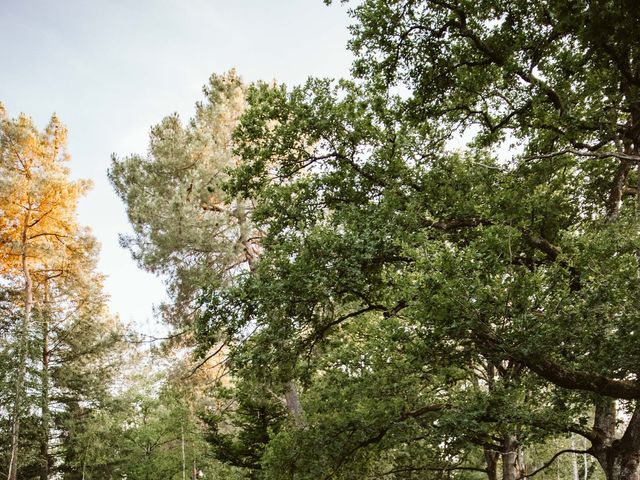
[184,342,227,379]
[523,148,640,163]
[520,449,590,479]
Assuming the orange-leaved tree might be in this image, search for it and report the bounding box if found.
[0,104,91,480]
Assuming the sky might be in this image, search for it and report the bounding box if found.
[0,0,354,335]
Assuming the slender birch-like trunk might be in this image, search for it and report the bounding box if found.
[7,215,33,480]
[182,425,187,480]
[39,278,51,480]
[571,434,580,480]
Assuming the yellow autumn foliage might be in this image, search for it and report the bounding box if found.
[0,104,92,277]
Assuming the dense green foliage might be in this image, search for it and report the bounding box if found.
[71,361,247,480]
[192,1,640,479]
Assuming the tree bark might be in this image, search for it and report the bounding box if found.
[591,401,640,480]
[484,447,499,480]
[284,381,305,426]
[501,435,525,480]
[572,434,581,480]
[594,450,640,480]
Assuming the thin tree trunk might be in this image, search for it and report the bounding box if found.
[39,278,51,480]
[582,436,589,480]
[283,381,305,426]
[572,434,580,480]
[181,425,186,480]
[7,219,33,480]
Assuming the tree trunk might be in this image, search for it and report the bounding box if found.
[39,279,51,480]
[592,401,640,480]
[7,223,33,480]
[572,434,581,480]
[284,381,305,426]
[484,447,499,480]
[501,435,525,480]
[584,449,589,480]
[594,450,640,480]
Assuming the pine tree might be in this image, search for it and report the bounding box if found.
[0,105,121,480]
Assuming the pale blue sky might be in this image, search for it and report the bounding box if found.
[0,0,353,335]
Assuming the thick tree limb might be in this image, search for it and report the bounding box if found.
[510,348,640,400]
[475,329,640,399]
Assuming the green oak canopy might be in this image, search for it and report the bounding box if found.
[195,1,640,479]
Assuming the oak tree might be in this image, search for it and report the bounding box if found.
[198,1,640,478]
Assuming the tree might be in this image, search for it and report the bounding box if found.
[0,105,93,480]
[47,242,126,480]
[109,70,257,334]
[200,374,286,478]
[343,1,640,477]
[195,1,640,478]
[0,105,124,480]
[72,352,247,480]
[109,70,304,475]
